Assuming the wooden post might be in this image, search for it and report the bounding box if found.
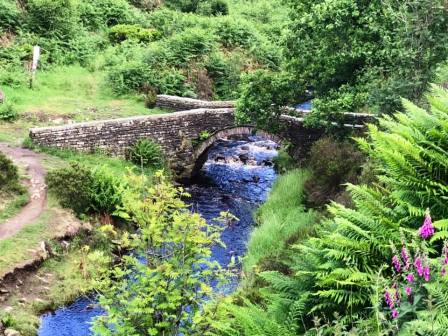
[29,45,40,89]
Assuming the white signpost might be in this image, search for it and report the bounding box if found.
[29,45,40,88]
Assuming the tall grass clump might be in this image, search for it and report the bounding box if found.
[244,169,316,275]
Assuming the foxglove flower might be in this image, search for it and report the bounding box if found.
[405,286,412,296]
[392,255,401,273]
[401,246,410,271]
[406,273,414,283]
[423,266,430,282]
[384,289,394,309]
[419,211,434,239]
[414,256,424,277]
[392,309,399,319]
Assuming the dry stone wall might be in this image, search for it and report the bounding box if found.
[30,108,236,177]
[156,95,235,111]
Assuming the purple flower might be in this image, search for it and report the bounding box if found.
[392,309,399,319]
[414,256,424,277]
[424,266,430,282]
[405,286,412,296]
[384,290,394,309]
[401,246,410,271]
[392,255,401,273]
[406,273,414,283]
[419,211,434,239]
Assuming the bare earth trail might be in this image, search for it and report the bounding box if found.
[0,143,47,240]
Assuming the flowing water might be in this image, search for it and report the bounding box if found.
[38,136,279,336]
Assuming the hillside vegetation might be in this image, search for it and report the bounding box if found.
[1,1,448,336]
[0,0,288,112]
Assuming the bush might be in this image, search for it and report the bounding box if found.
[109,24,161,44]
[305,136,364,207]
[0,152,22,193]
[46,163,93,216]
[47,163,124,216]
[27,0,78,38]
[197,0,229,16]
[204,51,242,99]
[107,59,155,95]
[78,0,143,30]
[89,166,123,215]
[129,0,162,11]
[0,102,18,121]
[163,27,216,66]
[126,138,164,168]
[236,70,299,128]
[214,18,255,48]
[0,0,21,31]
[165,0,201,12]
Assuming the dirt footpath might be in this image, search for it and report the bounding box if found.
[0,143,47,240]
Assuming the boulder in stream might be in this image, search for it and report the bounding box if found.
[5,329,21,336]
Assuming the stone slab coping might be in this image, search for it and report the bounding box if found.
[30,107,236,134]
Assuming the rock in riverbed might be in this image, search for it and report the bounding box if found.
[5,328,21,336]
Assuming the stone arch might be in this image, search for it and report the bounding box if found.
[190,126,284,176]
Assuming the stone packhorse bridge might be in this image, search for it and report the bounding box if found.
[29,95,372,179]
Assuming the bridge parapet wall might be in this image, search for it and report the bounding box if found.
[30,108,236,177]
[156,95,235,111]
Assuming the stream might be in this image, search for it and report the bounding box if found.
[38,135,279,336]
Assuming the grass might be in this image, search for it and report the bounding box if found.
[243,169,317,275]
[29,145,159,180]
[3,65,162,119]
[0,209,52,274]
[0,238,111,336]
[0,192,29,223]
[0,65,167,144]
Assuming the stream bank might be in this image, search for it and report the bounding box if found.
[1,135,280,336]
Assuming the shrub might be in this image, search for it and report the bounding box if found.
[163,27,216,66]
[214,18,255,48]
[141,84,157,108]
[46,163,93,216]
[0,102,18,121]
[78,0,143,29]
[92,173,229,335]
[109,24,161,44]
[126,138,164,168]
[0,0,21,31]
[47,163,124,216]
[236,70,299,128]
[197,0,229,16]
[305,136,364,207]
[164,0,201,12]
[129,0,162,11]
[0,152,22,193]
[63,32,106,66]
[89,166,123,215]
[106,59,154,95]
[27,0,78,38]
[204,51,242,99]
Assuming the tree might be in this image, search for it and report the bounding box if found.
[93,172,231,336]
[213,88,448,334]
[284,0,448,123]
[236,70,300,129]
